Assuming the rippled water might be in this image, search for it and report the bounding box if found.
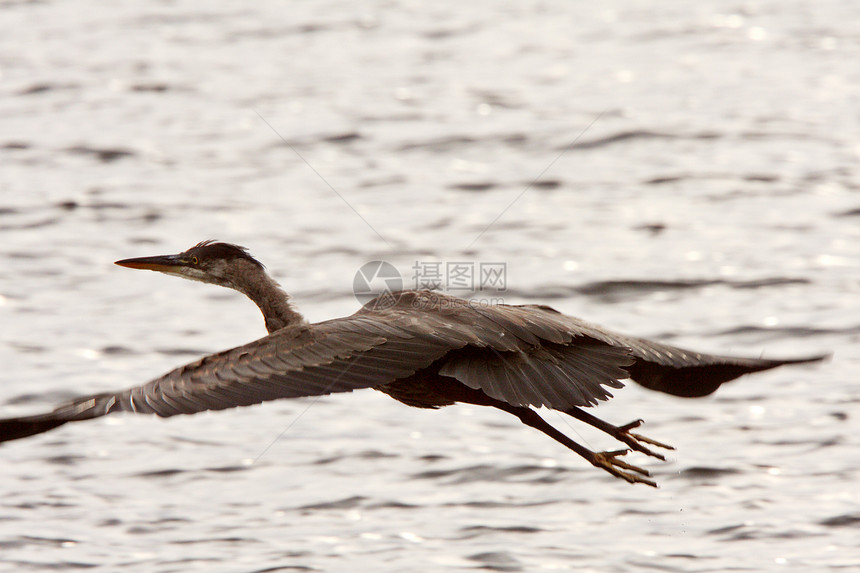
[1,1,859,571]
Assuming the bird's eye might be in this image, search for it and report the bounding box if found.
[191,256,199,265]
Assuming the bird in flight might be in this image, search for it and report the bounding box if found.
[0,241,826,486]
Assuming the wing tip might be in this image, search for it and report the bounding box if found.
[762,352,832,367]
[0,415,68,443]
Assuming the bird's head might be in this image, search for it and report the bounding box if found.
[115,240,265,291]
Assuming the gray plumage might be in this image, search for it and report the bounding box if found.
[0,242,827,486]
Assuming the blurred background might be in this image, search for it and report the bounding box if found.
[1,1,858,571]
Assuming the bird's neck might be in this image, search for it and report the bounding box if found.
[235,265,305,333]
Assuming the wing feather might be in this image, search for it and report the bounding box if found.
[25,307,466,423]
[475,301,826,399]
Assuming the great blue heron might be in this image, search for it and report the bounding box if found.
[0,241,827,486]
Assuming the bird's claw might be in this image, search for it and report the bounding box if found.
[590,449,657,488]
[614,419,675,461]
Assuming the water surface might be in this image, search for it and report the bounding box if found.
[1,1,858,571]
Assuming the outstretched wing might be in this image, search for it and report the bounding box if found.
[455,301,827,400]
[0,305,471,442]
[411,296,826,408]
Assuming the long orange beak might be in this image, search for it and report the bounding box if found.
[114,254,185,272]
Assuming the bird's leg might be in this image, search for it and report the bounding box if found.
[563,406,674,460]
[501,404,657,487]
[426,378,658,486]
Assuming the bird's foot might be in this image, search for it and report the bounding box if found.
[612,419,675,461]
[588,449,657,488]
[562,408,675,462]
